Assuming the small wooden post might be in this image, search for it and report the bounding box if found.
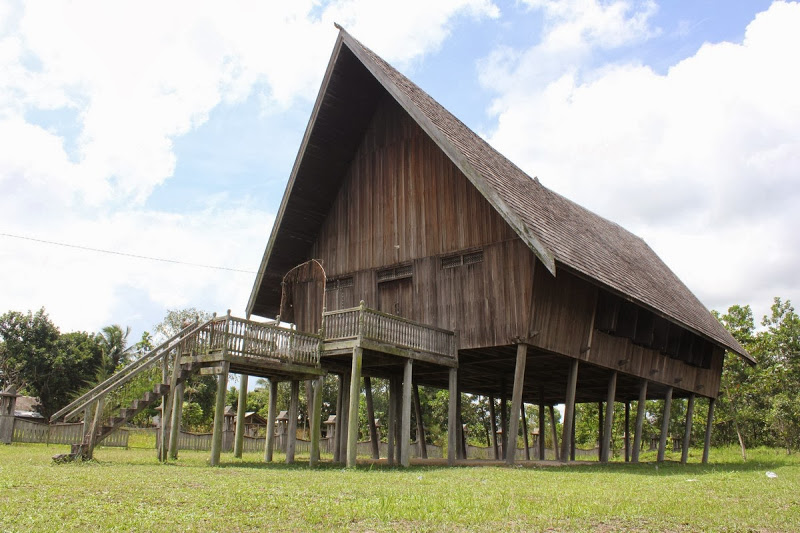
[521,404,530,461]
[560,358,579,462]
[168,381,185,460]
[364,376,380,459]
[264,379,278,462]
[597,401,604,461]
[506,344,527,464]
[0,387,17,445]
[346,347,363,468]
[310,375,323,466]
[657,386,673,462]
[333,373,344,462]
[286,380,300,463]
[632,380,648,463]
[549,405,560,461]
[234,374,248,458]
[601,371,617,463]
[681,394,695,464]
[400,359,413,467]
[387,377,396,466]
[702,397,715,464]
[338,373,351,463]
[624,401,630,462]
[447,367,458,466]
[489,395,499,460]
[209,361,230,466]
[412,383,428,459]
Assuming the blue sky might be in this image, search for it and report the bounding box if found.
[1,0,797,347]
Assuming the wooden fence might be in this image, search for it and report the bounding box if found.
[11,419,129,447]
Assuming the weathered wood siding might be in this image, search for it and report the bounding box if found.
[313,96,531,348]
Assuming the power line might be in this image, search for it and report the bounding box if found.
[0,232,256,274]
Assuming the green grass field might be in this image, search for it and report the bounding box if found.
[0,443,797,532]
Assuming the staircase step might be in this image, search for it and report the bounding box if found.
[154,383,170,395]
[143,392,158,403]
[120,408,135,419]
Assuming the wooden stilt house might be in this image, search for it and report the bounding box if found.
[246,25,752,466]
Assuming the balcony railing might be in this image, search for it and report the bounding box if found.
[323,304,457,360]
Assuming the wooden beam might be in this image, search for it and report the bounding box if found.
[264,378,278,462]
[549,405,560,461]
[538,398,546,461]
[412,383,427,459]
[209,361,230,467]
[489,395,499,460]
[233,374,248,458]
[681,394,695,464]
[448,368,457,466]
[286,380,299,463]
[333,373,343,462]
[387,377,396,465]
[703,397,715,464]
[506,344,527,464]
[560,359,579,462]
[364,376,380,460]
[601,371,617,463]
[521,403,530,461]
[346,347,363,468]
[310,375,323,466]
[624,401,630,462]
[657,386,673,462]
[168,381,185,460]
[632,380,647,463]
[400,359,413,467]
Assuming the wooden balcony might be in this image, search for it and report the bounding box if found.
[323,304,458,367]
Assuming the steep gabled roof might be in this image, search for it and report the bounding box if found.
[248,26,752,363]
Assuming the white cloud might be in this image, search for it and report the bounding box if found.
[480,1,800,318]
[0,0,500,335]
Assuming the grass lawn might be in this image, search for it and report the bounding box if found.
[0,443,797,532]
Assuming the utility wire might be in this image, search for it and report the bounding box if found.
[0,232,256,274]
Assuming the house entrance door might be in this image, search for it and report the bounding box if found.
[377,278,413,318]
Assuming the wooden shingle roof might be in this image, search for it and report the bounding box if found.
[248,26,752,363]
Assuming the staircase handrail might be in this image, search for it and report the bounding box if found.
[50,319,212,422]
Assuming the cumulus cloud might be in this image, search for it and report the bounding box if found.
[480,0,800,318]
[0,0,499,333]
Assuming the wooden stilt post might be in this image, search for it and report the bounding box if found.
[632,380,647,463]
[346,347,363,468]
[448,368,458,466]
[506,343,527,464]
[570,408,576,461]
[310,375,323,466]
[521,404,530,461]
[286,380,300,463]
[681,394,695,464]
[339,373,351,464]
[457,377,466,460]
[209,361,230,466]
[500,390,508,459]
[598,401,604,461]
[168,381,185,460]
[549,405,560,461]
[624,401,630,462]
[400,359,413,467]
[489,395,499,460]
[657,386,673,462]
[702,397,715,464]
[364,376,380,460]
[234,374,248,458]
[387,376,396,466]
[601,371,617,463]
[538,389,546,460]
[413,383,427,459]
[561,359,579,462]
[333,374,344,462]
[264,378,278,462]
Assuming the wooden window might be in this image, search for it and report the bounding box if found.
[441,249,484,269]
[326,276,354,291]
[376,264,412,283]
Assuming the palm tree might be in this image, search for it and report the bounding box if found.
[97,324,134,376]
